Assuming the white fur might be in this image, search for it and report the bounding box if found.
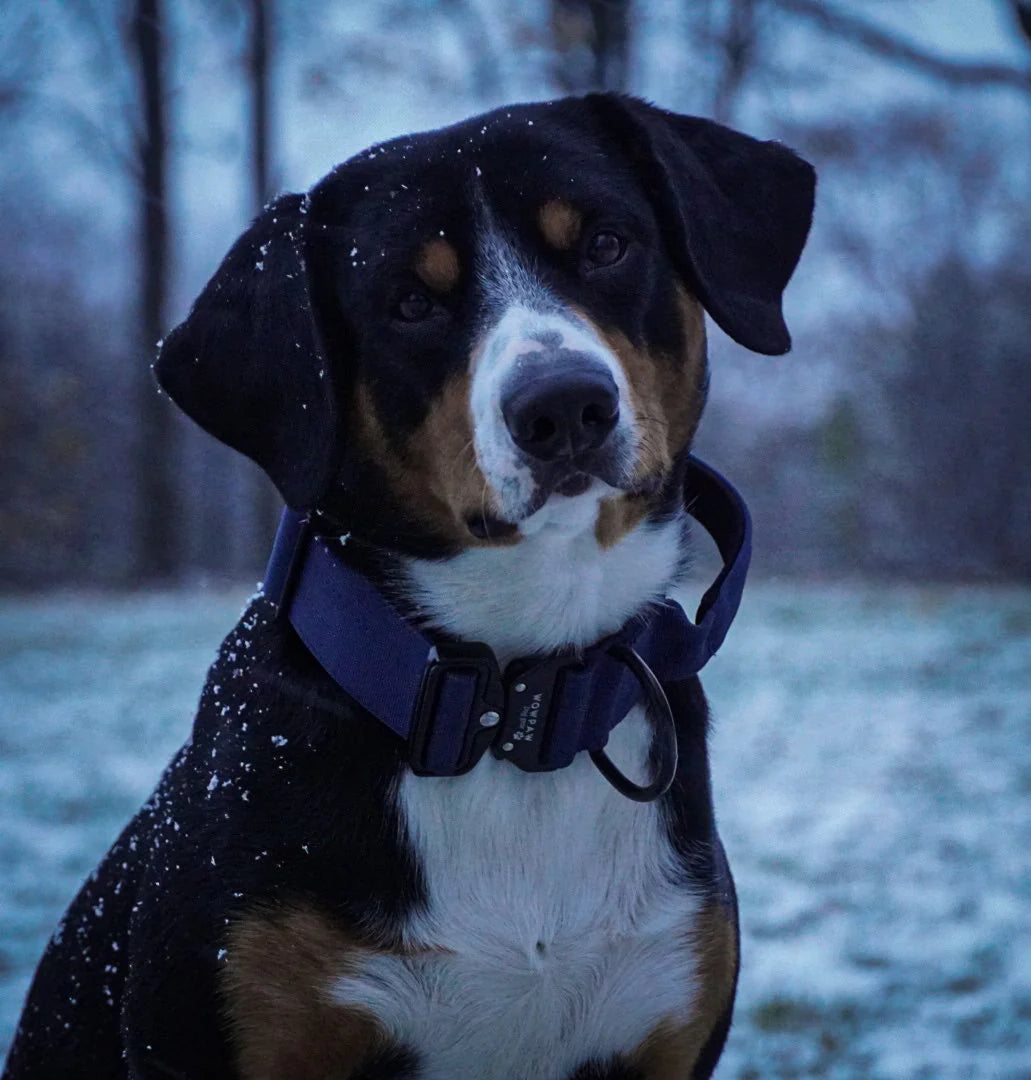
[405,483,682,663]
[328,491,695,1074]
[331,712,700,1079]
[327,213,697,1074]
[471,219,638,523]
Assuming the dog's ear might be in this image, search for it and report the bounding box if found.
[588,94,816,356]
[154,193,341,509]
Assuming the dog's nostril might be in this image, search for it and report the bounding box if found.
[528,416,558,445]
[501,360,620,462]
[582,402,617,431]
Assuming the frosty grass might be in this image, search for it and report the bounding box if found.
[1,583,1029,1078]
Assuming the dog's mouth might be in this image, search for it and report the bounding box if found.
[464,460,663,541]
[465,512,519,541]
[554,472,592,497]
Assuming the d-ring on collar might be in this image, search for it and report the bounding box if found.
[262,456,752,802]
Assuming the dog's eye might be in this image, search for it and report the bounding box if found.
[394,291,435,322]
[584,231,626,269]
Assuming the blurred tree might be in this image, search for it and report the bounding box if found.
[550,0,630,92]
[438,0,506,100]
[130,0,177,580]
[3,0,1031,586]
[875,251,1031,578]
[245,0,284,564]
[1015,1,1031,41]
[0,3,145,587]
[248,0,273,209]
[775,0,1031,94]
[711,0,758,124]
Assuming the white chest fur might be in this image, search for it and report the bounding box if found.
[330,710,699,1079]
[330,488,695,1076]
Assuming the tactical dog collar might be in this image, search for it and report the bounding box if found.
[263,456,751,802]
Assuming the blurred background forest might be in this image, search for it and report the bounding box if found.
[1,0,1030,588]
[3,5,1031,1074]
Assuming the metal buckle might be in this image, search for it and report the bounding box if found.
[490,654,583,772]
[409,639,678,802]
[589,644,679,803]
[409,641,504,777]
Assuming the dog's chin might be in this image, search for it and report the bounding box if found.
[553,472,593,498]
[464,461,664,542]
[463,474,597,540]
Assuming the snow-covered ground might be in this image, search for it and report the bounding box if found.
[1,583,1029,1076]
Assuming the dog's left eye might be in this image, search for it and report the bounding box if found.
[584,230,626,269]
[394,290,435,322]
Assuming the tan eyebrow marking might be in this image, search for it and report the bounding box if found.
[414,238,461,293]
[537,199,582,250]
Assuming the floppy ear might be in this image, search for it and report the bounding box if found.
[154,193,341,509]
[589,94,816,355]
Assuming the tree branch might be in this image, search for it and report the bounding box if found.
[1013,1,1031,47]
[776,0,1031,93]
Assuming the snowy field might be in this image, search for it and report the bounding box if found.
[1,582,1029,1077]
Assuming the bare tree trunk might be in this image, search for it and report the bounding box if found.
[244,0,282,569]
[712,0,757,125]
[131,0,175,580]
[249,0,271,207]
[1014,1,1031,44]
[589,0,629,91]
[551,0,631,92]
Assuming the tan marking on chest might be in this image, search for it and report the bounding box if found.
[220,906,397,1080]
[538,199,583,250]
[629,902,738,1078]
[415,238,461,293]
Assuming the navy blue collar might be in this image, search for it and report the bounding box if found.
[263,456,751,800]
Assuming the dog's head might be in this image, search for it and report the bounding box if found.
[156,95,814,555]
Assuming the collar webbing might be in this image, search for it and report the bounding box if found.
[262,456,751,781]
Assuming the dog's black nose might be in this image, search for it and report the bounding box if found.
[502,353,619,461]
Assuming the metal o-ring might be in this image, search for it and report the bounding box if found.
[589,644,678,803]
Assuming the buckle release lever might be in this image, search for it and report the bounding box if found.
[408,640,678,802]
[491,655,579,772]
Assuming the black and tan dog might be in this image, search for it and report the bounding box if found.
[4,94,814,1079]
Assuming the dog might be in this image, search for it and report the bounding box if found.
[4,93,814,1079]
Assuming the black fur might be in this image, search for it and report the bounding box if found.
[4,602,733,1077]
[5,94,813,1078]
[155,94,813,522]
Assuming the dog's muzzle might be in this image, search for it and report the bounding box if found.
[500,349,626,495]
[501,350,619,461]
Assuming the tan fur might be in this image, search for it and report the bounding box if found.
[220,906,389,1080]
[415,238,461,293]
[586,285,708,548]
[595,491,651,551]
[630,903,738,1078]
[537,199,582,250]
[353,285,704,551]
[353,377,515,547]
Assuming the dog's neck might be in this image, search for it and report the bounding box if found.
[398,483,687,667]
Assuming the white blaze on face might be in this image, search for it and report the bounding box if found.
[469,222,637,523]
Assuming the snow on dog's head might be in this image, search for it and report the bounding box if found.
[156,95,814,557]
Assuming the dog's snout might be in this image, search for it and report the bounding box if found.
[501,351,619,461]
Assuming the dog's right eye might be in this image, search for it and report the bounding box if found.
[394,290,435,322]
